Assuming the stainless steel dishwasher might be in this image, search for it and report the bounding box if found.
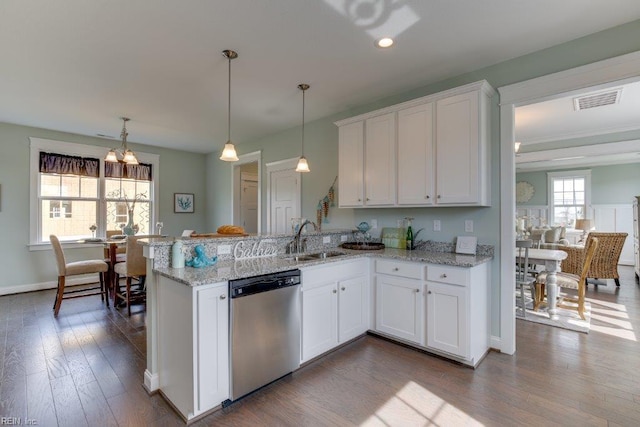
[228,269,301,402]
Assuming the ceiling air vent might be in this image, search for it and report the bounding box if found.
[573,88,622,111]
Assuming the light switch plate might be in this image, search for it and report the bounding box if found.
[465,220,474,232]
[433,220,441,232]
[323,236,331,244]
[370,219,378,229]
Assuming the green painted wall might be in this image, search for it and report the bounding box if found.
[206,19,640,337]
[517,163,640,206]
[0,122,207,290]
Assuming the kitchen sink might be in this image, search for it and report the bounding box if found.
[307,251,347,259]
[284,251,347,262]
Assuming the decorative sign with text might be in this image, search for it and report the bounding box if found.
[233,239,279,259]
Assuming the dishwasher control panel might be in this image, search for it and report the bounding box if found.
[229,269,301,298]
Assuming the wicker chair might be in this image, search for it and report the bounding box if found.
[559,232,627,286]
[535,237,598,320]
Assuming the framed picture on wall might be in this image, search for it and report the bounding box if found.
[174,193,194,213]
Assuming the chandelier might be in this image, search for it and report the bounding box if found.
[105,117,139,165]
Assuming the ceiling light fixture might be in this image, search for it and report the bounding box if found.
[105,117,139,165]
[376,37,394,48]
[219,49,239,162]
[295,83,310,173]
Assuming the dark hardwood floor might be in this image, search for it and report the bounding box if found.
[1,267,639,426]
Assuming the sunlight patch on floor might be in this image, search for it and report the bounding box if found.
[589,324,637,341]
[589,305,629,319]
[590,313,633,329]
[585,298,628,312]
[361,381,484,426]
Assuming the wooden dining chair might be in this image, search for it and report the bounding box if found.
[515,239,537,318]
[535,237,598,320]
[50,234,109,316]
[113,235,160,315]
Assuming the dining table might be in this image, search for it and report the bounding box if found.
[79,238,127,302]
[516,247,568,320]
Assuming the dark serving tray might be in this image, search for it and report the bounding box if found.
[340,242,385,250]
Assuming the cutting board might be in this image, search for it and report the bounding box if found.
[190,232,249,238]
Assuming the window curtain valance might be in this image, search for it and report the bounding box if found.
[105,162,153,181]
[39,152,99,177]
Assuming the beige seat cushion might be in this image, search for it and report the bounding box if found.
[536,271,581,290]
[113,261,128,276]
[65,259,108,276]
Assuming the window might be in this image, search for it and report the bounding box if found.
[30,138,159,245]
[547,170,591,227]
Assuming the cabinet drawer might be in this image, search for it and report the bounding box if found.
[376,259,425,280]
[427,265,469,286]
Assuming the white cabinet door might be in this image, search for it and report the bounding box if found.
[435,90,480,204]
[196,284,229,411]
[338,275,369,343]
[338,121,364,207]
[426,281,468,358]
[365,113,396,206]
[302,281,338,361]
[375,275,423,345]
[397,103,434,205]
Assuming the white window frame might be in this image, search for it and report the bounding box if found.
[547,169,591,227]
[29,137,160,250]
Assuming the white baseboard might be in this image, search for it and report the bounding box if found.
[490,335,503,352]
[144,369,159,393]
[0,274,102,296]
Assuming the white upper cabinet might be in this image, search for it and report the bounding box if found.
[337,121,364,207]
[397,103,434,205]
[364,113,396,206]
[336,80,494,208]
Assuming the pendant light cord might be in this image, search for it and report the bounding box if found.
[301,87,305,156]
[228,55,231,143]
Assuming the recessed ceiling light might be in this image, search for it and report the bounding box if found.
[376,37,394,48]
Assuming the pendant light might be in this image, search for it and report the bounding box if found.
[295,83,310,173]
[219,49,239,162]
[105,117,139,165]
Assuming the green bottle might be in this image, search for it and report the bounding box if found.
[406,218,413,250]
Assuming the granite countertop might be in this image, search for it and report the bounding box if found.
[154,247,493,286]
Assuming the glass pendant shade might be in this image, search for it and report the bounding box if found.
[122,150,139,165]
[295,156,310,173]
[104,150,118,163]
[220,142,239,161]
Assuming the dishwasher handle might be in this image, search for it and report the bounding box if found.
[230,275,301,298]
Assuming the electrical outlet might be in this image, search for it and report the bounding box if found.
[465,220,474,233]
[370,219,378,229]
[218,245,231,255]
[433,220,441,232]
[323,236,331,244]
[341,235,348,242]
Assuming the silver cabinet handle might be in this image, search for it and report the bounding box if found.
[428,290,432,294]
[341,287,346,291]
[333,289,337,294]
[425,195,430,199]
[220,294,226,300]
[358,198,362,202]
[441,274,447,278]
[366,198,370,201]
[415,289,420,293]
[393,267,399,271]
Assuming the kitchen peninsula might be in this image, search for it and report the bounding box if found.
[139,232,493,422]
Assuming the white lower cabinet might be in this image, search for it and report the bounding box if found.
[374,259,426,345]
[301,259,369,362]
[157,277,229,421]
[425,263,489,365]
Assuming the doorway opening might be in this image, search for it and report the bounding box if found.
[232,151,261,233]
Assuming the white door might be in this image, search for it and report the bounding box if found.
[267,158,300,234]
[240,172,258,233]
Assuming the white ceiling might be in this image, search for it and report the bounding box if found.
[2,1,640,154]
[516,80,640,171]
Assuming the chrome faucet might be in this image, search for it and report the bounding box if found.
[287,220,318,254]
